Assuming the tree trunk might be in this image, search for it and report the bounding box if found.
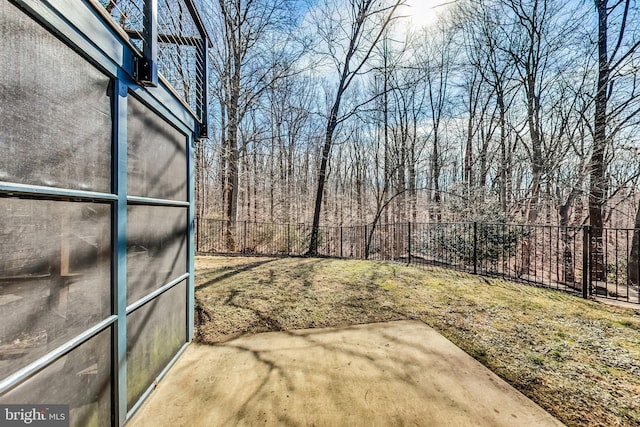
[309,105,339,255]
[464,119,473,188]
[432,129,441,222]
[589,0,609,281]
[497,88,508,213]
[225,95,239,250]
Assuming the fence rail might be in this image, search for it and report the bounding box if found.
[196,218,640,305]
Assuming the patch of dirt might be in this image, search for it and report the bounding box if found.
[195,255,640,427]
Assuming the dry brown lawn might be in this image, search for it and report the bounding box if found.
[195,255,640,427]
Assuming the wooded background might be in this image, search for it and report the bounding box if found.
[193,0,640,253]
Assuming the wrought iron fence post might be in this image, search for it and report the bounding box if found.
[473,222,478,274]
[582,225,590,298]
[340,227,344,258]
[287,223,291,255]
[364,225,368,259]
[407,221,412,264]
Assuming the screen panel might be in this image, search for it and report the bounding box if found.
[127,96,188,201]
[0,198,111,380]
[0,1,112,193]
[126,281,187,410]
[0,328,112,427]
[126,205,187,304]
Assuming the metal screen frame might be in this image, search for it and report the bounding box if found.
[0,1,200,425]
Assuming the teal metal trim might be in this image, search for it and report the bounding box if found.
[113,78,129,427]
[16,0,198,133]
[126,196,190,207]
[4,3,202,424]
[187,134,196,341]
[125,273,190,315]
[125,342,190,421]
[46,0,127,69]
[14,0,123,78]
[0,182,117,201]
[129,86,196,136]
[0,316,117,395]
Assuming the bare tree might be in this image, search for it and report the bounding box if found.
[416,21,456,222]
[203,0,305,249]
[591,0,640,280]
[193,0,640,271]
[458,0,519,213]
[307,0,406,255]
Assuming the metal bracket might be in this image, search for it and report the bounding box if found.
[131,0,158,87]
[132,56,156,87]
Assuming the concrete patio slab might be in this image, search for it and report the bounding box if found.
[128,320,564,426]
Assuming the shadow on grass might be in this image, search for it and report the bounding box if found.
[195,257,411,345]
[216,259,330,334]
[196,258,279,291]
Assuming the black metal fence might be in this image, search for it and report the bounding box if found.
[196,218,640,305]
